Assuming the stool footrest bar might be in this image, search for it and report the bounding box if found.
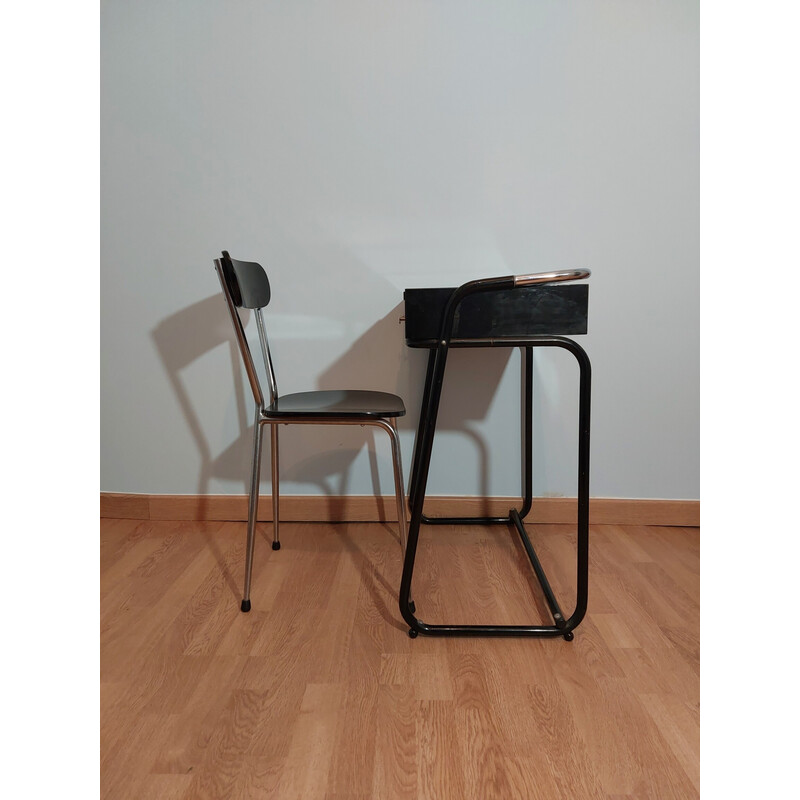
[421,514,515,526]
[509,508,566,628]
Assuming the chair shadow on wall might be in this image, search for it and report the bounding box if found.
[317,303,516,519]
[152,293,251,598]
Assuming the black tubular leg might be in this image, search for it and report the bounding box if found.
[572,338,592,628]
[519,346,533,520]
[401,336,591,639]
[399,343,449,629]
[408,350,437,511]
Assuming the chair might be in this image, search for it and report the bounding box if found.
[213,251,410,613]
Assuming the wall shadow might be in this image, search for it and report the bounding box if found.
[318,304,514,504]
[151,292,251,598]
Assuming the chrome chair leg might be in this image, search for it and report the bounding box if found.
[241,411,265,612]
[387,420,408,553]
[271,423,281,551]
[387,419,413,611]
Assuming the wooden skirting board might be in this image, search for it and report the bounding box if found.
[100,493,699,527]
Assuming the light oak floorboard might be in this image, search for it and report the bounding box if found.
[101,518,699,799]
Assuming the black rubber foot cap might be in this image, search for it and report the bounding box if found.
[241,599,251,613]
[272,541,281,550]
[563,631,574,641]
[408,628,418,638]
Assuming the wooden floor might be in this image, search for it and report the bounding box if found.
[101,517,699,799]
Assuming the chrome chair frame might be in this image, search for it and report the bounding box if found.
[214,253,410,613]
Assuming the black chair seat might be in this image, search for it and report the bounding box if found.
[265,390,405,419]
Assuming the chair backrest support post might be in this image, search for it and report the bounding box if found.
[214,258,266,411]
[254,307,278,406]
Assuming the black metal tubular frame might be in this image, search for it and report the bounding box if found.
[400,277,591,639]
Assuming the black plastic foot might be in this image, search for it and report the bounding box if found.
[272,541,281,550]
[563,631,574,641]
[241,599,251,613]
[408,628,418,638]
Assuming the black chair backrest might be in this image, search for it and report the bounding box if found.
[215,251,278,411]
[220,250,272,309]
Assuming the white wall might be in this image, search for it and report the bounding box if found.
[101,0,698,501]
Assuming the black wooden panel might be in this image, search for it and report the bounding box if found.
[221,251,272,309]
[403,284,588,345]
